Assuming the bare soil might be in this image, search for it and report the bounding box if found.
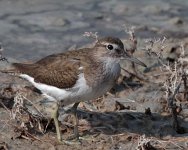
[1,0,188,150]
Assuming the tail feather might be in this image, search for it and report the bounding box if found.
[12,63,38,74]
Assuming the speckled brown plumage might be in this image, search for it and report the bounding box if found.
[12,48,95,89]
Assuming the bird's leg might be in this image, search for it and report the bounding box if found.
[68,102,94,142]
[51,103,80,145]
[72,102,80,139]
[67,102,80,140]
[51,103,62,142]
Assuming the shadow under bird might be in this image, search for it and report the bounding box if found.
[0,37,146,144]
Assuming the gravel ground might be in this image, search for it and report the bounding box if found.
[1,0,188,150]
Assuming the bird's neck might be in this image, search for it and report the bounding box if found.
[93,57,120,81]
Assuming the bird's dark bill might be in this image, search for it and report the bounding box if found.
[123,56,147,67]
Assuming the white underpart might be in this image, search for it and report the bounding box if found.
[20,73,92,105]
[78,66,83,70]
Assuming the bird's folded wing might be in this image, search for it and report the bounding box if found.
[13,57,83,89]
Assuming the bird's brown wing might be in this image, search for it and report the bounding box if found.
[13,56,82,89]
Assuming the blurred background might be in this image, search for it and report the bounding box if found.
[0,0,187,61]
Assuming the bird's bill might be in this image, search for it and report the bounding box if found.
[122,55,147,67]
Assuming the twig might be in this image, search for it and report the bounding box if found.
[83,32,98,42]
[0,100,12,116]
[167,82,181,132]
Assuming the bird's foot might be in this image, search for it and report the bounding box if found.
[66,133,93,142]
[58,139,81,145]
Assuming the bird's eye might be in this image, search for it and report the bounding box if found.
[107,44,114,50]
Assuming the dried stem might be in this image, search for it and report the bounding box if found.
[143,37,187,133]
[83,32,98,42]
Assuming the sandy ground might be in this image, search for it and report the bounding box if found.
[1,0,188,149]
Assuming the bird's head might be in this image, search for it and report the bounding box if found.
[94,37,146,67]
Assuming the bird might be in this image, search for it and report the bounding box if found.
[1,37,146,144]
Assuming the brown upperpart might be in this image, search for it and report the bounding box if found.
[5,37,126,89]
